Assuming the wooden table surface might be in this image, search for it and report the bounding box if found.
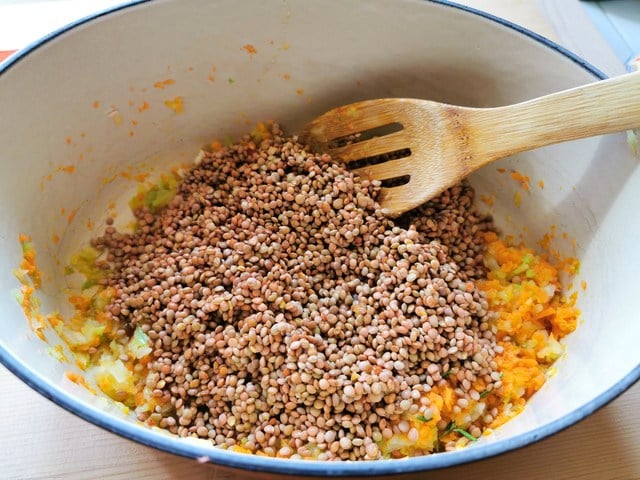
[1,1,638,479]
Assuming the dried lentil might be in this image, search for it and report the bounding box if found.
[91,123,502,460]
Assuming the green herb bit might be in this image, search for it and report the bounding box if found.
[442,421,457,436]
[441,421,478,442]
[417,414,431,422]
[453,428,478,442]
[479,389,491,399]
[442,370,452,379]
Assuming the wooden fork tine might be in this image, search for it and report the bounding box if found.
[351,154,414,181]
[376,182,422,217]
[327,130,409,163]
[304,99,411,143]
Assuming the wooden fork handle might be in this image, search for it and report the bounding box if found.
[468,70,640,166]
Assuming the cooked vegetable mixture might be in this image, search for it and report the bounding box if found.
[20,123,579,460]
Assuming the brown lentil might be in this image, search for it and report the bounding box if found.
[94,123,500,460]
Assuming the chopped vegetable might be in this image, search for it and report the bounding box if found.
[128,173,180,214]
[14,125,582,461]
[69,246,108,290]
[127,327,151,359]
[477,232,579,429]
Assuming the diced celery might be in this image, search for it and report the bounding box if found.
[127,327,152,359]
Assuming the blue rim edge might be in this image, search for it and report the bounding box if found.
[0,0,636,477]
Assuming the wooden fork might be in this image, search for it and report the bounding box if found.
[301,70,640,217]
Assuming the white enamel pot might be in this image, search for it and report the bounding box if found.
[0,0,638,477]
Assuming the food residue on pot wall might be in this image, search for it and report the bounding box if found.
[163,97,184,114]
[14,234,48,341]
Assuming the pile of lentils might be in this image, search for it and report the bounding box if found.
[94,123,503,460]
